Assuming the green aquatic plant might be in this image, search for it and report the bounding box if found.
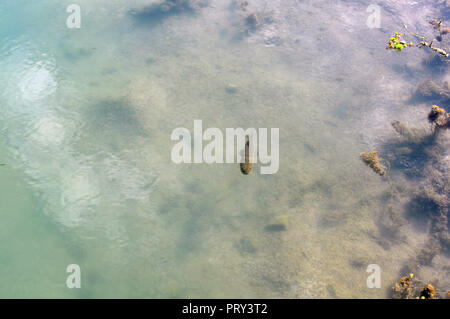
[386,32,414,52]
[386,22,449,58]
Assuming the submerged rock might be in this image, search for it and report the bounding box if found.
[420,284,436,299]
[428,105,446,123]
[392,274,439,299]
[245,12,259,28]
[360,151,386,176]
[428,105,450,129]
[392,274,414,299]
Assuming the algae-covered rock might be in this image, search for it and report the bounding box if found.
[392,274,414,299]
[265,215,288,232]
[392,273,440,299]
[436,113,450,128]
[428,105,446,122]
[428,105,450,129]
[360,151,386,176]
[420,284,436,299]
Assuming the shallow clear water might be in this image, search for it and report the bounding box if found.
[0,0,448,298]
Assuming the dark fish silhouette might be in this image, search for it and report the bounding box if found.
[240,139,253,175]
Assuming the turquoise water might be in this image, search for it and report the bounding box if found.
[0,0,448,298]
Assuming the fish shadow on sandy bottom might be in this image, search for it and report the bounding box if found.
[128,2,197,27]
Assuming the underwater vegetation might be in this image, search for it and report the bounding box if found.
[391,120,428,145]
[414,79,450,104]
[428,105,450,129]
[386,20,450,57]
[235,1,259,29]
[381,114,449,293]
[368,18,450,296]
[428,104,446,120]
[420,53,449,73]
[382,112,449,251]
[391,273,447,299]
[428,19,450,42]
[232,0,272,36]
[360,151,386,176]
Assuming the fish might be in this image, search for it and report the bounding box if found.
[240,139,253,175]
